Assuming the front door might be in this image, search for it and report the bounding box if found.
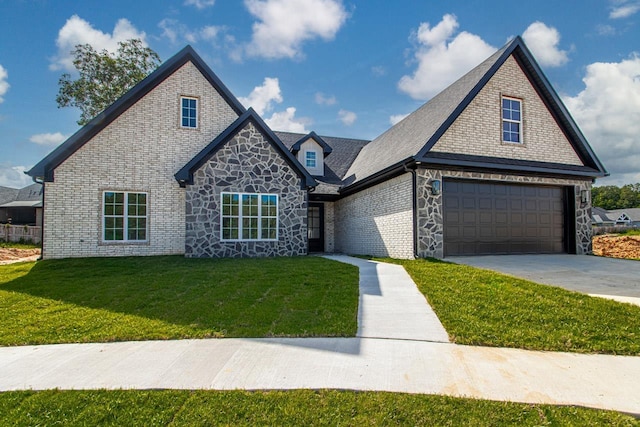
[308,203,324,253]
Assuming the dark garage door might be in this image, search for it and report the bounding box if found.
[443,180,566,256]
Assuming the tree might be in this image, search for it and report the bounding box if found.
[592,183,640,210]
[56,39,161,125]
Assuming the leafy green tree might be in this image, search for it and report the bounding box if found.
[592,184,640,210]
[56,39,161,125]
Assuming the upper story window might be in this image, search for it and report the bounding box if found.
[103,191,147,242]
[502,97,522,144]
[181,96,198,128]
[221,193,278,241]
[305,151,317,168]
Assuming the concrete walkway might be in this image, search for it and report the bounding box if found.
[321,255,448,342]
[0,256,639,415]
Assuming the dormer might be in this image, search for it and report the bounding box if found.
[291,132,332,176]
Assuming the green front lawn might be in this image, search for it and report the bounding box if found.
[1,390,636,426]
[0,256,358,345]
[0,241,40,249]
[377,258,640,355]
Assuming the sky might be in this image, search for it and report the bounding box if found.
[0,0,639,188]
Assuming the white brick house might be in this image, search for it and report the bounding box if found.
[28,37,607,259]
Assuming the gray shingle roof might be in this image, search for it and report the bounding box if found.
[0,183,43,208]
[608,208,640,222]
[16,183,43,201]
[344,44,509,183]
[0,186,19,205]
[275,131,369,185]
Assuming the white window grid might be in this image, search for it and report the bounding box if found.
[220,192,278,241]
[102,191,148,242]
[502,96,523,144]
[180,96,198,129]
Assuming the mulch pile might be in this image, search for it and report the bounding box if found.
[592,234,640,260]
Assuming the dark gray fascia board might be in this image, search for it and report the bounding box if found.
[417,153,605,178]
[415,36,608,177]
[27,45,246,181]
[290,131,333,157]
[339,158,414,197]
[175,108,317,189]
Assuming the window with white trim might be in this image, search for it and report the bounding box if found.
[103,191,147,242]
[502,97,522,144]
[181,96,198,128]
[221,193,278,241]
[305,151,317,168]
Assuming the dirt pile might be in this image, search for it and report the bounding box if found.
[593,234,640,260]
[0,248,41,264]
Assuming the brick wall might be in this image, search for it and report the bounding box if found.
[43,61,239,259]
[324,202,335,252]
[334,173,413,259]
[431,56,583,166]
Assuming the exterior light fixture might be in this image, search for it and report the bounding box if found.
[580,189,589,204]
[431,180,441,195]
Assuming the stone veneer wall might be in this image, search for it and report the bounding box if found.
[334,173,413,259]
[43,61,239,259]
[416,169,593,258]
[185,122,307,258]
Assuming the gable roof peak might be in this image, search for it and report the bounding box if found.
[26,45,246,182]
[343,35,607,185]
[291,131,333,157]
[175,107,316,189]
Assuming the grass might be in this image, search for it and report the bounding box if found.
[0,390,636,426]
[375,258,640,355]
[621,229,640,236]
[0,240,40,249]
[0,256,358,345]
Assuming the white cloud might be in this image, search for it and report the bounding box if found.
[389,113,409,126]
[522,22,569,67]
[315,92,336,106]
[398,14,496,100]
[265,107,309,133]
[371,65,386,77]
[51,15,148,71]
[610,1,640,18]
[0,163,33,189]
[239,77,283,115]
[564,54,640,185]
[159,19,225,45]
[184,0,216,9]
[29,132,68,146]
[0,65,9,103]
[239,77,309,132]
[338,109,356,125]
[596,24,617,36]
[244,0,348,59]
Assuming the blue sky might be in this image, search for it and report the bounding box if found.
[1,0,639,188]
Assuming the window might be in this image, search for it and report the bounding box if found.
[502,97,522,143]
[305,151,317,168]
[103,191,147,242]
[221,193,278,241]
[181,96,197,128]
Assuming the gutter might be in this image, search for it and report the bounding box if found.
[33,177,44,261]
[403,162,419,259]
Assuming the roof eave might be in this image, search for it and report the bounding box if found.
[27,45,247,181]
[175,108,317,190]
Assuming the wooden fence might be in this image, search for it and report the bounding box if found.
[1,224,42,244]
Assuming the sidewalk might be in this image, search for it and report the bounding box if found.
[0,256,638,415]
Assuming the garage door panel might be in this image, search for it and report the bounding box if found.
[443,179,565,256]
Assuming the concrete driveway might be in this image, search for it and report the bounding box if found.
[447,254,640,303]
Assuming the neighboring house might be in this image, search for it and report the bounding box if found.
[27,37,607,260]
[0,183,43,226]
[591,207,616,226]
[606,208,640,226]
